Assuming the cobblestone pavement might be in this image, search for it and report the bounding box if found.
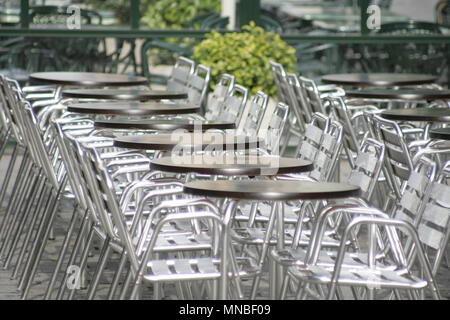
[0,150,448,300]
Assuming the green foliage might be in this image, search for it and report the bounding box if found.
[84,0,133,24]
[141,0,220,29]
[192,22,297,96]
[84,0,220,27]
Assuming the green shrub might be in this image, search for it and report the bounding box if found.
[141,0,220,29]
[84,0,134,24]
[192,22,296,96]
[84,0,219,27]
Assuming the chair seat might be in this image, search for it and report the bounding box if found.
[154,232,212,252]
[144,258,221,282]
[234,202,302,224]
[287,265,428,289]
[270,247,390,269]
[144,256,260,282]
[231,227,340,247]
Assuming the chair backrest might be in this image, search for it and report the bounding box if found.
[186,64,211,110]
[238,91,269,136]
[327,96,361,155]
[259,102,289,155]
[269,60,290,104]
[299,76,327,115]
[309,118,343,182]
[436,0,450,25]
[204,73,235,121]
[286,72,311,130]
[296,112,329,163]
[416,160,450,275]
[372,114,414,193]
[200,15,229,29]
[347,137,385,202]
[392,156,437,225]
[166,56,195,92]
[216,84,248,126]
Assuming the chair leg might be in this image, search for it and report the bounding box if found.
[250,203,278,299]
[0,169,38,258]
[0,141,19,208]
[3,175,46,269]
[106,251,127,300]
[67,224,96,300]
[44,205,81,299]
[87,236,112,300]
[20,189,62,299]
[0,158,33,248]
[11,181,52,279]
[56,215,91,300]
[18,185,58,290]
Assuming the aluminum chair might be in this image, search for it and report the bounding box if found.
[76,145,253,300]
[282,156,443,300]
[287,211,440,300]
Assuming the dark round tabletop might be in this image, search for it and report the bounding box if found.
[67,101,200,116]
[183,180,360,201]
[113,133,262,151]
[429,128,450,140]
[150,155,313,176]
[62,89,188,101]
[346,89,450,101]
[29,72,148,87]
[381,108,450,122]
[94,119,235,131]
[322,73,437,87]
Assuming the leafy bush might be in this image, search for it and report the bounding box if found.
[83,0,133,24]
[141,0,220,29]
[84,0,220,27]
[192,22,297,96]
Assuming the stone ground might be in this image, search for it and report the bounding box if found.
[0,145,448,300]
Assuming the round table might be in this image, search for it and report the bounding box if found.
[62,89,188,101]
[67,102,199,116]
[150,155,313,176]
[345,89,450,101]
[380,108,450,122]
[322,73,437,87]
[29,72,148,87]
[429,128,450,140]
[183,180,360,201]
[95,119,235,131]
[114,133,262,151]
